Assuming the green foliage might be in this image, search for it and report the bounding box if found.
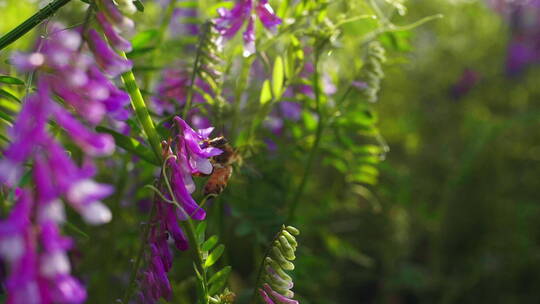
[195,222,233,302]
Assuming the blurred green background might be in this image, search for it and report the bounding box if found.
[3,0,540,303]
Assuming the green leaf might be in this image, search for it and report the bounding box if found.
[0,75,24,85]
[131,30,158,50]
[204,244,224,268]
[0,111,14,123]
[133,0,144,12]
[272,56,285,98]
[95,126,160,166]
[208,266,232,295]
[0,89,21,103]
[260,80,272,105]
[195,221,207,245]
[201,235,219,252]
[127,47,156,58]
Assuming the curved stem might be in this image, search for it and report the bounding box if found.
[0,0,72,51]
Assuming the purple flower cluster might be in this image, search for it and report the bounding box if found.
[488,0,540,75]
[140,117,222,303]
[152,69,212,129]
[0,0,135,300]
[215,0,282,56]
[0,189,87,304]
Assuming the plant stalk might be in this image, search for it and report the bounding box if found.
[0,0,72,51]
[120,51,163,160]
[182,26,205,119]
[142,0,178,91]
[286,47,324,223]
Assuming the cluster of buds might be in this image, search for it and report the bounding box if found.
[258,226,300,304]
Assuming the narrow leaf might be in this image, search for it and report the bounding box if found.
[201,235,219,252]
[0,111,14,124]
[195,221,207,245]
[0,75,24,85]
[272,56,284,98]
[204,244,224,268]
[260,80,272,105]
[95,126,160,166]
[133,0,144,12]
[131,30,158,50]
[208,266,232,295]
[0,89,21,103]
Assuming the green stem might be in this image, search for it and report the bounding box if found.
[118,54,165,303]
[0,0,72,51]
[142,0,178,91]
[286,47,324,223]
[120,51,162,160]
[183,21,215,119]
[180,219,209,303]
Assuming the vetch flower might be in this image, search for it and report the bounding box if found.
[215,0,281,56]
[139,119,222,303]
[96,12,133,52]
[0,190,88,304]
[1,16,130,304]
[87,29,133,77]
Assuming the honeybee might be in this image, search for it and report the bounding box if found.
[203,136,238,196]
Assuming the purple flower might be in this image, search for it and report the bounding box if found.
[215,0,281,56]
[263,114,284,135]
[139,118,222,302]
[96,12,133,52]
[140,217,175,303]
[260,283,298,304]
[97,0,135,35]
[151,69,214,120]
[53,106,115,156]
[0,190,88,304]
[87,29,133,77]
[174,117,222,175]
[39,222,87,303]
[170,7,200,37]
[506,39,537,75]
[450,68,480,99]
[1,19,131,304]
[42,139,113,225]
[256,0,282,29]
[279,102,302,121]
[0,90,49,186]
[10,25,132,124]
